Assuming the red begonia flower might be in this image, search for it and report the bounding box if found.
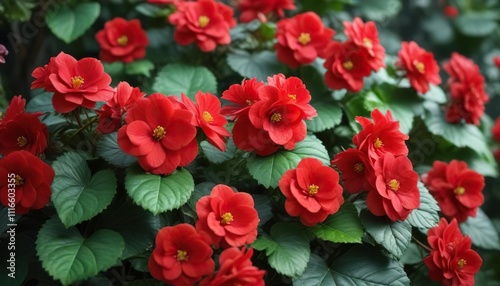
[169,0,236,52]
[182,92,230,151]
[31,52,114,113]
[248,85,307,148]
[422,160,484,223]
[443,5,459,18]
[200,247,265,286]
[279,158,344,226]
[332,148,375,194]
[0,96,48,156]
[238,0,296,23]
[366,153,420,222]
[232,114,280,156]
[221,78,264,120]
[323,41,372,92]
[424,218,482,286]
[396,41,441,94]
[149,223,215,285]
[444,53,488,125]
[275,12,335,68]
[266,74,317,119]
[353,109,409,163]
[494,56,500,69]
[117,93,198,175]
[96,17,149,63]
[0,151,54,214]
[196,184,259,248]
[343,17,385,71]
[31,57,57,91]
[97,81,144,134]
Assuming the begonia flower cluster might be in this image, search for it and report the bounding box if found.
[332,109,420,221]
[222,74,316,156]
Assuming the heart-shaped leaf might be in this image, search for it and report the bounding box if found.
[36,217,124,285]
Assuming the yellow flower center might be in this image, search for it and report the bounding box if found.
[152,126,166,141]
[245,99,253,106]
[71,76,84,89]
[270,112,281,123]
[298,32,311,45]
[354,162,364,173]
[414,61,425,74]
[363,37,373,49]
[374,137,383,148]
[117,35,128,46]
[388,179,400,191]
[176,250,188,261]
[199,15,210,28]
[457,258,466,270]
[17,136,28,147]
[220,212,234,225]
[454,186,465,196]
[307,184,319,196]
[202,111,213,122]
[14,175,24,186]
[288,94,297,101]
[343,60,354,70]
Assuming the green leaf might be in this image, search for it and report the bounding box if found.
[26,91,55,113]
[26,92,67,132]
[103,62,125,76]
[200,140,236,164]
[344,94,371,132]
[253,222,310,277]
[253,194,273,226]
[135,3,171,17]
[152,63,217,99]
[300,63,328,98]
[364,85,424,134]
[246,135,330,188]
[227,50,285,81]
[360,211,412,259]
[186,182,217,215]
[423,102,490,156]
[125,60,155,77]
[308,202,363,243]
[125,166,195,215]
[460,208,500,250]
[96,132,137,168]
[91,200,162,259]
[407,182,440,231]
[423,84,447,104]
[360,0,402,21]
[292,254,334,286]
[306,102,343,132]
[52,153,117,228]
[46,3,101,44]
[294,245,410,286]
[36,217,124,285]
[454,12,498,37]
[1,0,35,21]
[400,242,425,265]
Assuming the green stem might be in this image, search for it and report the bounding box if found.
[412,236,432,252]
[73,109,83,129]
[70,117,98,139]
